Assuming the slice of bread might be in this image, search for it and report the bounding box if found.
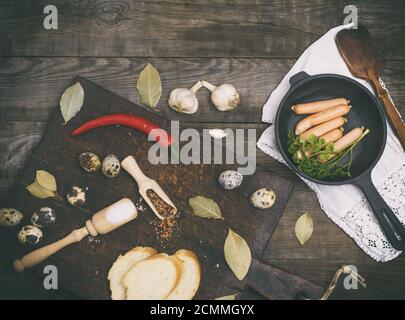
[108,246,157,300]
[123,253,183,300]
[166,249,201,300]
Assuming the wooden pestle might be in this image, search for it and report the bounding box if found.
[13,198,137,272]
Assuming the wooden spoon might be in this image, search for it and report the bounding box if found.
[336,25,405,149]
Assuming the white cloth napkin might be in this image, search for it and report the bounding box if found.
[257,24,405,262]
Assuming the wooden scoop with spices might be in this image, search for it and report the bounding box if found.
[121,156,177,220]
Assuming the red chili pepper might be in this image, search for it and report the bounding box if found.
[71,114,173,148]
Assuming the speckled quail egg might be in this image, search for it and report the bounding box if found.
[218,170,243,190]
[79,152,101,173]
[17,225,43,245]
[101,154,121,178]
[0,208,24,227]
[67,186,86,207]
[31,207,56,228]
[250,188,276,209]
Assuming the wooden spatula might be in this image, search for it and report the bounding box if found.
[336,25,405,149]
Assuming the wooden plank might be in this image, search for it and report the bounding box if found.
[1,58,405,124]
[263,188,405,299]
[1,1,404,59]
[264,259,405,299]
[1,0,404,301]
[0,261,79,300]
[0,77,297,300]
[264,188,372,261]
[0,122,45,178]
[0,121,305,202]
[0,57,291,123]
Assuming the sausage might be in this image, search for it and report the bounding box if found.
[300,117,347,140]
[319,128,344,144]
[319,127,364,162]
[291,98,349,115]
[332,127,364,153]
[295,104,351,135]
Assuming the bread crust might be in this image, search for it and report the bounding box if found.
[108,246,157,300]
[166,249,201,300]
[109,247,201,300]
[123,253,184,300]
[175,249,201,281]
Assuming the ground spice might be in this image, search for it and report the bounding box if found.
[146,189,176,218]
[145,189,178,247]
[150,212,180,248]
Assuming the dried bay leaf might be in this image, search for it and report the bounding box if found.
[60,82,84,124]
[224,229,252,281]
[35,170,57,192]
[215,294,237,300]
[27,170,59,199]
[189,196,224,220]
[295,212,313,245]
[27,182,56,199]
[137,63,162,109]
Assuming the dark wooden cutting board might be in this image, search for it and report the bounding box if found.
[0,77,322,300]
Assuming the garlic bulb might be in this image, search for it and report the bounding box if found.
[202,81,240,111]
[168,81,203,114]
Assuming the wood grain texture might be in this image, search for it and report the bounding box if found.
[1,0,405,300]
[1,0,405,59]
[1,58,404,124]
[0,77,298,300]
[265,259,405,299]
[0,57,292,123]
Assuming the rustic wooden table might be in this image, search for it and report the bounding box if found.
[1,0,404,300]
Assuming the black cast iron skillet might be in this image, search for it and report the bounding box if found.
[275,72,405,250]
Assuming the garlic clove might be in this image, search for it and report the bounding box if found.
[168,88,199,114]
[208,129,229,139]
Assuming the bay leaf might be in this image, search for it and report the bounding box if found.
[35,170,57,192]
[27,182,56,199]
[60,82,84,124]
[214,294,237,300]
[189,196,224,220]
[136,63,162,109]
[295,212,313,245]
[224,229,252,281]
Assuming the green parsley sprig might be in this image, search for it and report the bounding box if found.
[287,129,370,180]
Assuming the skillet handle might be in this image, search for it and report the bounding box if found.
[355,175,405,250]
[289,71,310,87]
[245,259,323,300]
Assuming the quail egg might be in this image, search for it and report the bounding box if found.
[218,170,243,190]
[18,225,43,245]
[79,152,101,173]
[31,207,56,228]
[0,208,24,227]
[67,186,86,207]
[101,154,121,178]
[250,188,276,209]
